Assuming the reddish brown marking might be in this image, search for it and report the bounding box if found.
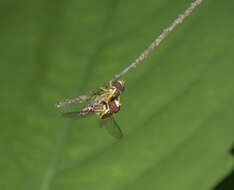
[108,101,120,113]
[113,81,124,92]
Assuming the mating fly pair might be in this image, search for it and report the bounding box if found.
[62,80,125,139]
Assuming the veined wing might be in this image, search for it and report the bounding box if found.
[100,116,123,139]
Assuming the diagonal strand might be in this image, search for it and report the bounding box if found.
[113,0,203,80]
[55,0,203,108]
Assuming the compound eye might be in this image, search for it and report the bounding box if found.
[108,101,120,113]
[113,81,125,92]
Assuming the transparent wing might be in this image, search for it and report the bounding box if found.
[100,116,123,139]
[62,111,93,118]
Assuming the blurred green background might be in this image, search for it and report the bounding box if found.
[0,0,234,190]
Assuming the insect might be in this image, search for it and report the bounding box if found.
[62,80,125,139]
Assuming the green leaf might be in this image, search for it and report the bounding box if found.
[0,0,233,190]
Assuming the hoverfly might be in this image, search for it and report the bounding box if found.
[62,80,125,139]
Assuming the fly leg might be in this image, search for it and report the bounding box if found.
[100,80,113,91]
[109,80,113,88]
[94,103,110,119]
[117,95,122,106]
[104,80,118,103]
[98,80,115,103]
[99,108,109,119]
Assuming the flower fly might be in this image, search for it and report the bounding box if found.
[62,80,125,139]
